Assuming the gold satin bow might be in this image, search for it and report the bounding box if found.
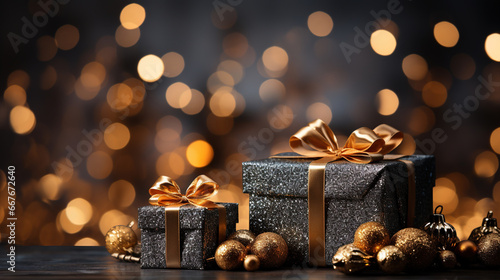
[289,119,404,163]
[149,175,219,208]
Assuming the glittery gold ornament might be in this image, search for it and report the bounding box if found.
[391,228,437,271]
[228,229,256,248]
[438,250,457,269]
[353,221,390,255]
[243,254,260,271]
[332,244,375,274]
[454,240,478,265]
[477,233,500,267]
[250,232,288,269]
[105,221,138,254]
[215,240,246,270]
[376,245,406,274]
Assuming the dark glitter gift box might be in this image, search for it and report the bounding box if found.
[242,154,434,266]
[138,203,238,269]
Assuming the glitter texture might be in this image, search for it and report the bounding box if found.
[138,203,238,269]
[242,154,434,266]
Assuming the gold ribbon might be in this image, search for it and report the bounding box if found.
[149,175,227,268]
[273,119,410,267]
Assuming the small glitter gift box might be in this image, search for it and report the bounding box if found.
[138,175,238,269]
[242,120,435,267]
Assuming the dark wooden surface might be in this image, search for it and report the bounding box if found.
[0,246,499,279]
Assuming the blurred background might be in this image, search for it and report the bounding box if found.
[1,0,500,246]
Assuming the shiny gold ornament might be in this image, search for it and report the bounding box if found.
[243,254,260,271]
[215,240,246,270]
[353,221,390,255]
[228,229,256,248]
[422,205,458,250]
[391,228,437,271]
[468,211,500,244]
[250,232,288,269]
[105,221,138,254]
[438,250,457,269]
[332,244,375,274]
[454,240,478,265]
[376,245,406,274]
[477,233,500,267]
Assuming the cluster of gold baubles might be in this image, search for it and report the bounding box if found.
[333,210,500,275]
[215,230,288,271]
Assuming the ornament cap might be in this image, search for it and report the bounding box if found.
[432,205,446,223]
[482,211,497,228]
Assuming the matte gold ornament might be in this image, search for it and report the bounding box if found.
[228,229,256,248]
[105,221,138,254]
[353,221,390,255]
[250,232,288,269]
[438,250,457,269]
[422,205,458,250]
[454,240,478,265]
[468,211,500,244]
[332,244,375,274]
[243,254,260,271]
[215,240,246,270]
[477,233,500,267]
[376,245,406,274]
[391,228,437,271]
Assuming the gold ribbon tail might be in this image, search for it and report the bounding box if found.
[165,205,181,268]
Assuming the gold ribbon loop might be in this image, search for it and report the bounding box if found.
[148,175,225,268]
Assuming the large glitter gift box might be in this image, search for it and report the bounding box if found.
[242,120,435,267]
[138,175,238,269]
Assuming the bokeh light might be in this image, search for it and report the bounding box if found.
[433,21,459,47]
[259,79,286,102]
[108,180,136,208]
[422,81,447,107]
[55,24,80,50]
[262,46,289,72]
[66,198,93,225]
[306,102,332,124]
[408,106,435,135]
[223,32,248,58]
[485,33,500,62]
[107,83,133,111]
[87,151,113,179]
[137,54,164,82]
[37,36,57,61]
[39,174,63,201]
[268,105,293,130]
[161,52,185,78]
[115,25,140,48]
[81,61,106,88]
[166,82,192,109]
[210,88,236,117]
[217,60,244,84]
[186,140,214,168]
[104,123,131,150]
[375,89,399,116]
[370,30,397,56]
[181,89,205,115]
[75,238,99,246]
[307,11,333,37]
[9,105,36,134]
[120,3,146,30]
[99,210,134,235]
[490,127,500,154]
[7,70,30,89]
[474,151,499,178]
[40,65,58,90]
[4,85,27,106]
[402,54,428,80]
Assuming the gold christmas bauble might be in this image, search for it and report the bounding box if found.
[454,240,478,265]
[376,245,406,274]
[332,244,374,274]
[438,250,457,269]
[250,232,288,269]
[243,254,260,271]
[391,228,437,271]
[215,240,246,270]
[228,229,256,247]
[105,224,138,254]
[477,233,500,267]
[353,222,390,255]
